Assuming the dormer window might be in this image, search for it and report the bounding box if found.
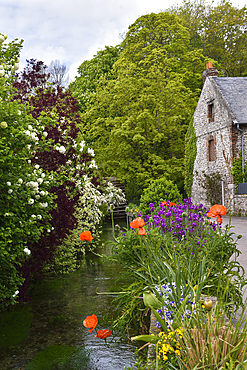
[207,102,214,122]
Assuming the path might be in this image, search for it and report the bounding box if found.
[222,216,247,321]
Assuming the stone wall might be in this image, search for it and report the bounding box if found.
[226,183,247,215]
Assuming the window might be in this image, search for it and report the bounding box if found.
[209,139,216,161]
[207,103,214,122]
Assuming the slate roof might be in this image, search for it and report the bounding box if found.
[212,77,247,124]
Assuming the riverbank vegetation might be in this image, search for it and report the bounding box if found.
[109,201,247,369]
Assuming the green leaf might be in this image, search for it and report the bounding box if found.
[131,334,160,344]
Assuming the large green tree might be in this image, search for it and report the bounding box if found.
[78,12,207,199]
[171,0,247,76]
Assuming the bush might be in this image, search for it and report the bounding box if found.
[0,34,61,309]
[139,178,182,215]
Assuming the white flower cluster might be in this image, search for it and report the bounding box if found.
[87,147,95,156]
[79,141,85,151]
[104,182,126,208]
[24,247,31,255]
[78,180,105,227]
[13,290,19,297]
[55,145,66,154]
[24,128,39,142]
[89,159,97,169]
[78,178,126,225]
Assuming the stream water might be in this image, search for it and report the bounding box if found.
[0,220,140,370]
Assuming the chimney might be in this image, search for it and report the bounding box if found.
[202,62,219,84]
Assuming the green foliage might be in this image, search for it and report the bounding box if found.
[0,33,23,78]
[75,12,207,200]
[70,45,121,113]
[176,302,247,369]
[0,306,33,347]
[171,0,247,77]
[230,151,247,189]
[184,116,197,197]
[0,37,60,308]
[199,171,222,205]
[139,178,181,214]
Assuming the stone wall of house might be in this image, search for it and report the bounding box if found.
[191,73,247,214]
[226,183,247,215]
[191,77,236,207]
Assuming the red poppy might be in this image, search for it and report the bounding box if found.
[83,314,98,333]
[130,217,145,229]
[79,231,93,241]
[138,227,146,235]
[95,329,112,339]
[207,204,227,223]
[162,201,175,207]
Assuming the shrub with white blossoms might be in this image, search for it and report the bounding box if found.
[103,181,126,211]
[0,33,60,308]
[48,175,126,274]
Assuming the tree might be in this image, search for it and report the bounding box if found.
[170,0,247,76]
[80,12,207,199]
[70,45,121,112]
[48,59,70,87]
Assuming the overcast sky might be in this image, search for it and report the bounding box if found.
[1,0,247,83]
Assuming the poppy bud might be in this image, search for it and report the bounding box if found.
[143,291,162,309]
[203,300,213,311]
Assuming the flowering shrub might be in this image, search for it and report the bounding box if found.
[47,177,126,274]
[11,59,125,297]
[1,42,126,305]
[0,34,61,309]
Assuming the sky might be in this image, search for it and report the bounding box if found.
[1,0,247,83]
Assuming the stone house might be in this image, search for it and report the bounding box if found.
[191,62,247,215]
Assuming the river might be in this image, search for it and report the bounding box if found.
[0,220,140,370]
